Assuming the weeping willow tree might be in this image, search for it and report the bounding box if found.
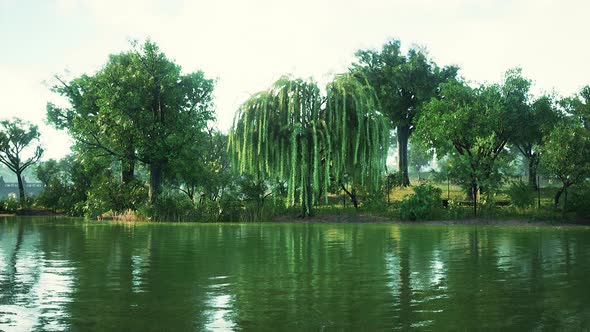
[326,75,390,207]
[229,75,388,217]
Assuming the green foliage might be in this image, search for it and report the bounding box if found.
[504,68,560,188]
[408,137,433,178]
[506,181,535,208]
[352,40,458,185]
[360,189,389,213]
[542,124,590,189]
[237,175,269,207]
[84,180,147,219]
[48,39,215,206]
[399,183,443,221]
[417,79,523,215]
[228,75,388,217]
[568,182,590,217]
[0,196,19,213]
[140,191,199,222]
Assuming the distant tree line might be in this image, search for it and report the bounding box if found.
[1,39,588,220]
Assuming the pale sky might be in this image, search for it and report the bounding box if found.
[1,0,589,160]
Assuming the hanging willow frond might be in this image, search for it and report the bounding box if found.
[228,74,388,217]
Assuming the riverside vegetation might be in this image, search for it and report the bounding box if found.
[1,39,589,223]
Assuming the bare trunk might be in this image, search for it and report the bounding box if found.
[149,161,163,205]
[397,124,410,187]
[528,155,539,190]
[340,183,359,209]
[16,171,25,205]
[554,187,564,207]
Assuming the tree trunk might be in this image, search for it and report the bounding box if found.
[554,187,564,207]
[304,178,314,217]
[472,180,478,217]
[562,184,569,219]
[16,171,25,205]
[340,183,359,209]
[301,145,314,218]
[528,155,538,190]
[397,124,411,187]
[149,161,163,205]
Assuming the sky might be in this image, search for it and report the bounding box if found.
[1,0,590,160]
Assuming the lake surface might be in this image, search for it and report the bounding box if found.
[1,217,589,331]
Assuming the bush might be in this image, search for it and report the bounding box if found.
[399,183,443,221]
[0,197,19,213]
[135,192,198,222]
[568,182,590,218]
[506,181,535,208]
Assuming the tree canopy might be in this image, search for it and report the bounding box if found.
[352,40,458,186]
[417,80,517,215]
[48,40,215,205]
[0,118,43,203]
[229,75,388,217]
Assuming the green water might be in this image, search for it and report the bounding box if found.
[1,218,589,331]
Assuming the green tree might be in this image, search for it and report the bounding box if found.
[48,40,215,206]
[0,118,43,204]
[229,75,388,217]
[561,85,590,130]
[352,40,458,186]
[543,125,590,213]
[168,129,231,203]
[504,68,559,189]
[417,80,516,216]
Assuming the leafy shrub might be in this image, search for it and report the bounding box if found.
[506,181,535,208]
[139,192,199,222]
[399,183,443,221]
[83,180,147,219]
[442,200,471,220]
[568,182,590,217]
[0,197,19,213]
[360,190,389,213]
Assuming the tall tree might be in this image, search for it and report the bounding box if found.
[542,124,590,213]
[417,80,517,216]
[352,40,458,186]
[504,68,559,189]
[561,85,590,130]
[0,118,43,203]
[48,40,215,205]
[228,75,388,217]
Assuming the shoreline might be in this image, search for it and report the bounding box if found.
[273,214,588,227]
[2,211,588,227]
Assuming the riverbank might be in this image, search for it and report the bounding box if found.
[2,210,587,226]
[274,213,589,227]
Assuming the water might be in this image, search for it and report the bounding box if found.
[1,217,589,331]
